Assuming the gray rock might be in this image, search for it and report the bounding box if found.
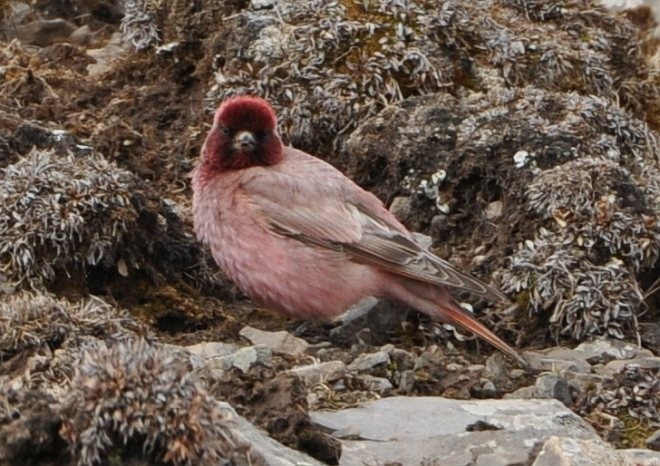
[532,436,660,466]
[398,369,415,393]
[390,348,415,370]
[347,346,392,372]
[230,345,271,373]
[647,429,660,451]
[484,352,509,379]
[503,385,536,400]
[534,373,572,406]
[239,325,309,357]
[481,380,497,397]
[330,298,408,345]
[484,200,503,220]
[523,348,592,373]
[600,356,660,376]
[220,401,324,465]
[311,397,598,466]
[356,375,393,393]
[287,361,346,386]
[185,341,241,369]
[573,339,653,363]
[389,196,413,222]
[15,19,76,46]
[187,342,271,376]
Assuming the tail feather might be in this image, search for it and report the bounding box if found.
[438,301,528,367]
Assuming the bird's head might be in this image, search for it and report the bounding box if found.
[201,96,284,171]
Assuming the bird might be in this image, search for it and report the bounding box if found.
[192,95,526,366]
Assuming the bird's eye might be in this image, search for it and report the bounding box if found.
[219,126,231,135]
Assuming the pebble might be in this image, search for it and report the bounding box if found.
[240,325,309,357]
[287,361,346,386]
[348,346,392,371]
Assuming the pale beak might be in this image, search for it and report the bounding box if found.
[232,131,256,152]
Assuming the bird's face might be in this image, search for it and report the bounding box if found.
[202,96,284,171]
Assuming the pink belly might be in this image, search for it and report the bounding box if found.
[213,224,379,321]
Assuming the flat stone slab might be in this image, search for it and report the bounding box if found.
[310,396,599,466]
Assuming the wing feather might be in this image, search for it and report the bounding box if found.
[240,151,506,302]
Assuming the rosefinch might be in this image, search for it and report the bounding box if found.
[193,96,525,365]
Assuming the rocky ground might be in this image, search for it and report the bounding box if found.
[0,0,659,465]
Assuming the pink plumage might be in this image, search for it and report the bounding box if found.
[192,95,525,365]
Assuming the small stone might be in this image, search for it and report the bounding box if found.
[485,352,508,380]
[514,150,530,168]
[287,361,346,386]
[330,298,408,345]
[646,429,660,451]
[411,232,433,250]
[251,0,275,9]
[599,356,660,376]
[70,25,92,45]
[523,348,591,373]
[503,385,536,399]
[467,364,486,373]
[534,373,572,406]
[229,345,270,373]
[510,369,526,379]
[348,347,391,372]
[357,375,393,393]
[239,325,309,357]
[484,200,503,220]
[185,341,241,369]
[430,214,452,235]
[389,196,413,222]
[562,371,609,391]
[481,380,497,396]
[398,369,415,393]
[390,348,415,370]
[573,339,653,363]
[15,19,76,47]
[446,363,463,371]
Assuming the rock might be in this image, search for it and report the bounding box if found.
[647,429,660,451]
[562,370,610,396]
[390,348,415,370]
[398,369,415,393]
[330,298,408,345]
[347,346,391,372]
[218,401,325,466]
[523,348,592,373]
[389,196,413,222]
[503,385,536,400]
[311,397,598,466]
[188,342,271,376]
[187,341,241,360]
[69,25,92,45]
[14,19,76,46]
[287,361,346,386]
[228,345,271,373]
[532,436,660,466]
[573,339,653,363]
[86,32,130,76]
[240,325,309,357]
[599,356,660,376]
[484,200,503,220]
[481,380,497,397]
[534,373,573,406]
[356,375,393,393]
[484,352,509,379]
